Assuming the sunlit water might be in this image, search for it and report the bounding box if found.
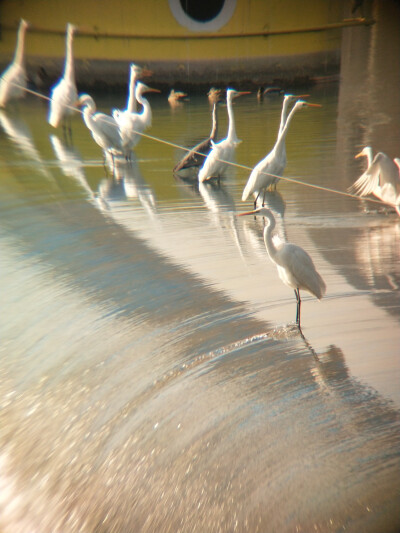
[0,76,399,531]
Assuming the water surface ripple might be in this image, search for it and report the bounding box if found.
[0,83,399,533]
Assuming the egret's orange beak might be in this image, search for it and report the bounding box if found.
[355,151,364,159]
[237,91,251,97]
[295,94,310,98]
[305,103,322,107]
[237,209,258,217]
[147,88,161,93]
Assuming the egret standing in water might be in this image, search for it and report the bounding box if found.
[112,63,149,119]
[198,88,250,182]
[238,207,326,327]
[349,147,400,215]
[242,99,321,207]
[173,89,223,173]
[78,93,123,165]
[113,81,160,158]
[48,23,78,137]
[0,19,29,107]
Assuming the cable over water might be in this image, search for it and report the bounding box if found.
[5,80,396,210]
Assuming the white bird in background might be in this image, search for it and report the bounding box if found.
[114,81,160,158]
[277,93,310,138]
[198,88,250,182]
[0,19,29,107]
[238,207,326,327]
[168,89,187,107]
[349,147,400,215]
[78,93,123,164]
[242,100,321,207]
[113,63,144,121]
[48,23,78,133]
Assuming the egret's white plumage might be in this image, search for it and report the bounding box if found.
[349,147,400,215]
[0,19,29,107]
[48,23,78,129]
[112,63,143,123]
[78,93,123,159]
[239,207,326,326]
[198,88,250,182]
[242,100,321,206]
[113,81,160,157]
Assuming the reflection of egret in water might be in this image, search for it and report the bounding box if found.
[0,110,51,178]
[198,180,246,262]
[118,156,157,218]
[50,134,109,212]
[354,220,400,294]
[97,157,158,221]
[97,174,127,204]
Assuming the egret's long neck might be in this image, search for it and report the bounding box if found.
[365,147,374,168]
[64,26,75,82]
[278,97,292,137]
[210,102,218,140]
[82,104,95,130]
[127,69,138,113]
[226,95,238,142]
[262,214,278,261]
[273,103,299,156]
[137,93,152,127]
[14,21,27,66]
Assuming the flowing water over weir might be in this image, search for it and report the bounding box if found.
[1,72,400,532]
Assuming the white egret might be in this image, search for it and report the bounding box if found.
[277,93,310,137]
[198,88,250,182]
[242,100,321,207]
[112,63,145,120]
[78,93,123,163]
[114,81,160,158]
[349,147,400,215]
[0,19,29,107]
[168,89,187,107]
[239,207,326,327]
[173,92,223,173]
[48,23,78,133]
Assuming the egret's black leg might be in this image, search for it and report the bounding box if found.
[262,189,266,207]
[254,191,261,209]
[295,288,301,326]
[67,116,73,145]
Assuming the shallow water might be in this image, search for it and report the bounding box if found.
[0,76,399,533]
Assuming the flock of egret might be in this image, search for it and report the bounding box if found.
[1,19,399,327]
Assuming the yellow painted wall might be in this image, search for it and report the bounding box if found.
[0,0,345,63]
